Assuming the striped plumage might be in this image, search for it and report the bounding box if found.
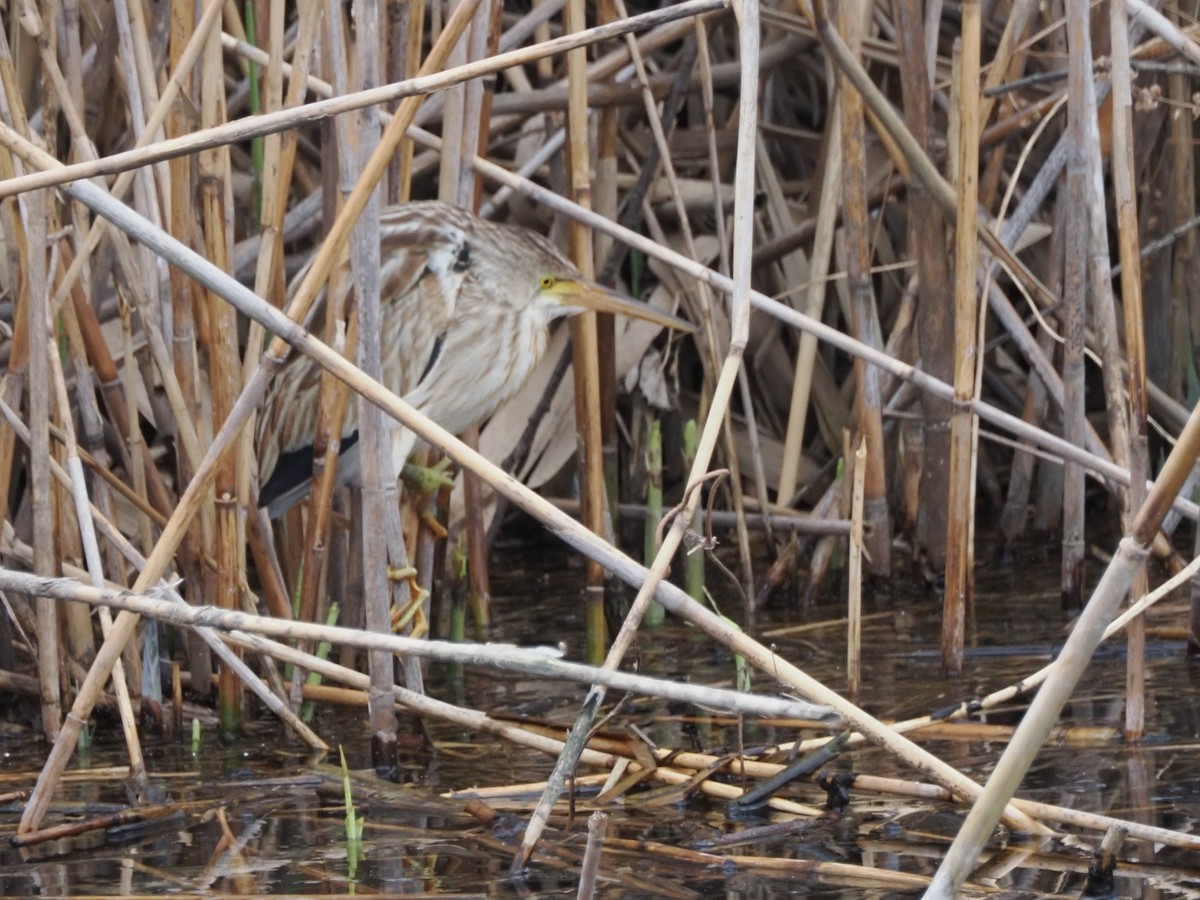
[256,201,685,516]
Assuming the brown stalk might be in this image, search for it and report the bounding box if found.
[295,274,355,643]
[346,0,404,763]
[24,188,61,744]
[23,8,92,671]
[565,0,609,661]
[1077,55,1141,730]
[593,0,621,612]
[942,19,981,676]
[162,0,210,700]
[1110,0,1151,734]
[198,18,244,734]
[0,40,30,548]
[611,12,756,582]
[1059,0,1090,610]
[998,327,1057,546]
[846,437,865,699]
[892,0,954,570]
[836,0,890,578]
[465,2,505,631]
[60,246,171,516]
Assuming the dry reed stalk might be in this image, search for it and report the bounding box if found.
[615,14,757,583]
[593,0,618,275]
[836,0,891,577]
[59,307,139,684]
[161,1,207,702]
[249,1,320,314]
[392,2,425,202]
[732,366,768,582]
[1080,69,1144,728]
[1059,0,1090,610]
[294,279,355,649]
[197,16,243,734]
[892,0,955,571]
[24,188,61,744]
[942,20,981,676]
[341,0,403,761]
[776,107,842,508]
[0,18,50,740]
[61,248,170,517]
[577,811,608,900]
[788,478,843,606]
[248,4,324,657]
[998,327,1056,545]
[977,0,1038,209]
[1109,0,1152,738]
[564,0,609,662]
[847,437,865,699]
[0,570,848,730]
[592,0,621,618]
[239,1,299,600]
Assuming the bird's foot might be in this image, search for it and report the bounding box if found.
[401,458,455,494]
[391,601,428,638]
[387,564,419,586]
[387,566,429,638]
[400,459,454,538]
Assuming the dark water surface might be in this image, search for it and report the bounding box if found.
[1,540,1198,897]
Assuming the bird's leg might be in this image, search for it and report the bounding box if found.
[401,458,455,539]
[386,565,429,638]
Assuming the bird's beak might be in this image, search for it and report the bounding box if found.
[552,279,695,332]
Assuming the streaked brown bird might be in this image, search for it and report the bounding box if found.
[256,201,688,516]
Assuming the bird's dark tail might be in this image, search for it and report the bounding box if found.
[258,432,361,518]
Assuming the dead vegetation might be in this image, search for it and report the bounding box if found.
[0,0,1199,893]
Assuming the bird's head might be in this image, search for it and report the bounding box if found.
[534,273,692,333]
[483,218,694,332]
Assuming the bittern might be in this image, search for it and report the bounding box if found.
[256,201,688,516]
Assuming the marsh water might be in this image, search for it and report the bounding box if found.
[1,537,1198,897]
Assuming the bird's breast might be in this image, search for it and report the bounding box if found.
[403,307,550,436]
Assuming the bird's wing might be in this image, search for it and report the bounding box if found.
[377,216,472,398]
[256,211,474,514]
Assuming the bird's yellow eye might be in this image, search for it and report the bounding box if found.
[539,275,557,290]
